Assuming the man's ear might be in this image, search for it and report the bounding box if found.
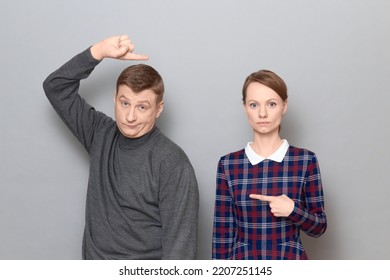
[156,101,164,118]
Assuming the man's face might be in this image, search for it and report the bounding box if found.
[114,85,163,138]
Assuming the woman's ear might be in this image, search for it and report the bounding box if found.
[242,100,247,112]
[282,100,288,115]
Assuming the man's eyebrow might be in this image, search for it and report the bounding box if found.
[118,94,128,100]
[118,95,152,105]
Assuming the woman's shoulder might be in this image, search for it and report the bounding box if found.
[287,144,317,158]
[219,148,246,161]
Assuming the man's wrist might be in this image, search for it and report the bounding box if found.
[90,43,104,61]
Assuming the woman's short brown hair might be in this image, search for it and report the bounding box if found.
[242,70,288,103]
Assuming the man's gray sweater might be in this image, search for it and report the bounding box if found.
[43,49,199,259]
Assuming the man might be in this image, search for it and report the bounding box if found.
[43,35,199,259]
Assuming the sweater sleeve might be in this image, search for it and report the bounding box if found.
[212,157,236,259]
[43,48,108,152]
[288,154,327,237]
[158,161,199,259]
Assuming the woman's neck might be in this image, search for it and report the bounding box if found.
[251,132,283,158]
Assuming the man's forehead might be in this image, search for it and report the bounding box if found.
[117,85,157,103]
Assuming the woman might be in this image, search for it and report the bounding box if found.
[212,70,327,260]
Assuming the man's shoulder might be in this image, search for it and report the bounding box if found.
[91,112,116,134]
[153,129,191,165]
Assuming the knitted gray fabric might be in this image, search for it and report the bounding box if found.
[43,49,199,259]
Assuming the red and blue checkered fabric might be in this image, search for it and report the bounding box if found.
[212,145,327,259]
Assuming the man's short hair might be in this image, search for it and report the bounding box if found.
[116,64,164,102]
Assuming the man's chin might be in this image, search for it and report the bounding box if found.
[118,126,150,139]
[118,127,140,139]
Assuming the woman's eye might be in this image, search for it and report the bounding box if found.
[268,102,277,108]
[249,103,257,108]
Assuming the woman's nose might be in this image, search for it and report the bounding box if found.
[258,106,267,118]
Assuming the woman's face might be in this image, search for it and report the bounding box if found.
[244,82,287,136]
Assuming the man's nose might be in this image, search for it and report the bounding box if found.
[126,108,136,122]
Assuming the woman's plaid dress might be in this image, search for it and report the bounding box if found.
[212,143,327,259]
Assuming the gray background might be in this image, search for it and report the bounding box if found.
[1,0,389,260]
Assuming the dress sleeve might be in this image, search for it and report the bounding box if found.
[288,154,327,237]
[212,157,236,259]
[43,48,109,152]
[159,162,199,259]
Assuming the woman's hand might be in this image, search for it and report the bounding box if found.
[249,194,295,217]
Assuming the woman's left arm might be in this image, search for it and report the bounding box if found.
[288,154,327,237]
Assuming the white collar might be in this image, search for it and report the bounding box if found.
[245,140,289,165]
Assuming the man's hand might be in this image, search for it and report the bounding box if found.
[249,194,295,217]
[90,35,149,61]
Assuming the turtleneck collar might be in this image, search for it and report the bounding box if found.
[118,126,159,150]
